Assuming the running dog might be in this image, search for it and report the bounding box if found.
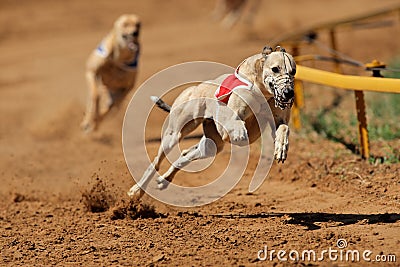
[128,46,296,198]
[81,14,141,133]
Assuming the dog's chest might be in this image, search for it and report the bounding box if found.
[115,48,140,69]
[98,61,137,90]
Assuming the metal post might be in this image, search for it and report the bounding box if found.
[293,80,304,130]
[354,90,369,159]
[356,60,386,159]
[329,28,341,74]
[291,44,304,129]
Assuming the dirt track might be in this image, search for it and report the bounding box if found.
[1,0,400,266]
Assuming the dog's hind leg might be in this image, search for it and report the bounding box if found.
[81,69,116,133]
[156,118,225,189]
[98,83,113,117]
[81,70,99,133]
[127,131,180,198]
[127,118,203,198]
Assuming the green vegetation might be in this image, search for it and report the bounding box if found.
[366,92,400,141]
[384,56,400,79]
[301,110,358,154]
[365,56,400,142]
[368,145,400,164]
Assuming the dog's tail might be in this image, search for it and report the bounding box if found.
[150,96,171,113]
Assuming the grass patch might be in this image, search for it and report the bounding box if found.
[383,56,400,79]
[302,106,399,162]
[368,145,400,164]
[302,110,358,153]
[366,92,400,140]
[304,91,400,143]
[366,55,400,140]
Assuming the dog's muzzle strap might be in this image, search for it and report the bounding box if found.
[266,74,294,109]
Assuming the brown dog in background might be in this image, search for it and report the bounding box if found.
[81,14,141,133]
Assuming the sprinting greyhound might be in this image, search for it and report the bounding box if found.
[128,46,296,199]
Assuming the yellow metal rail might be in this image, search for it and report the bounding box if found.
[294,64,400,159]
[296,65,400,93]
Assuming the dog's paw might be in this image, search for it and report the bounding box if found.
[232,128,248,145]
[228,121,248,146]
[156,176,169,190]
[274,140,288,163]
[127,184,143,198]
[80,120,95,133]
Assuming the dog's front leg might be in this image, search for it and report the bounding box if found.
[217,92,252,146]
[81,70,99,133]
[269,99,291,162]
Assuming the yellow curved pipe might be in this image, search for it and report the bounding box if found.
[296,65,400,93]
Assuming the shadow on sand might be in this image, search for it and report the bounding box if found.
[209,212,400,230]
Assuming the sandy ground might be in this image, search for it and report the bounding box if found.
[1,0,400,266]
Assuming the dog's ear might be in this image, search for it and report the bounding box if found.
[255,57,264,77]
[262,46,273,57]
[135,21,141,36]
[274,46,286,52]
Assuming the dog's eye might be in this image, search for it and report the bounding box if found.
[290,68,296,75]
[271,67,279,73]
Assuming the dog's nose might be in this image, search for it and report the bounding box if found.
[283,89,294,99]
[132,31,139,37]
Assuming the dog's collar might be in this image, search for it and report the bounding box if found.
[124,51,140,69]
[121,44,140,70]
